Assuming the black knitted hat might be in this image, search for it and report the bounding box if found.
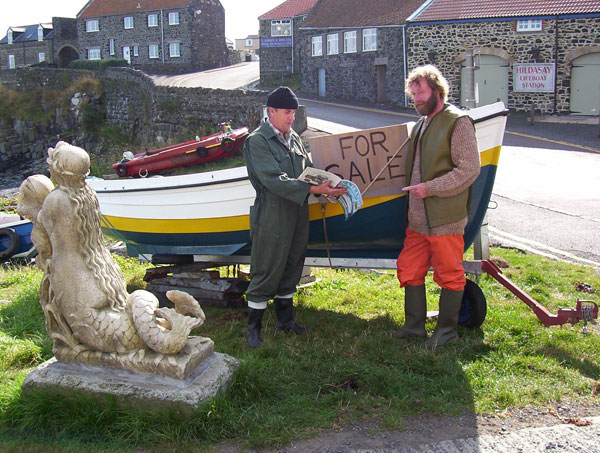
[266,86,299,109]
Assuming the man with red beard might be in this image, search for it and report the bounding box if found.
[393,65,480,347]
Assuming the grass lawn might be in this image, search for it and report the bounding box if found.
[0,248,599,451]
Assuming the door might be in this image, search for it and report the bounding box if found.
[461,55,508,107]
[318,68,326,97]
[376,65,387,103]
[570,53,600,116]
[123,46,131,64]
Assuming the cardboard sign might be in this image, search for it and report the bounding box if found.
[308,123,414,198]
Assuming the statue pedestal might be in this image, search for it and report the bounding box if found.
[22,351,239,414]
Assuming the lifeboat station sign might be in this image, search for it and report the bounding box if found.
[513,63,555,93]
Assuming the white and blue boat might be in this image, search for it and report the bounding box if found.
[89,102,508,266]
[0,217,36,261]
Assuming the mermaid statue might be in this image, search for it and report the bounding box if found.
[18,142,212,378]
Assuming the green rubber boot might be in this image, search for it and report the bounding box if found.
[391,284,427,339]
[424,288,463,348]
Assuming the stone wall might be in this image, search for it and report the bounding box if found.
[300,27,407,105]
[101,68,264,144]
[0,67,265,173]
[406,17,600,114]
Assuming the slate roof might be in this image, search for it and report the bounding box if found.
[301,0,426,28]
[78,0,192,19]
[258,0,318,20]
[410,0,600,22]
[0,24,53,45]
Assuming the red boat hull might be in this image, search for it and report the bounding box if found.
[113,127,249,177]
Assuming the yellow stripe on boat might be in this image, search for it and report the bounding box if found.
[480,145,501,167]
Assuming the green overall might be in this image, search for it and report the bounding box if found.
[243,120,313,305]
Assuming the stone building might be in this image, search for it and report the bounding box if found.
[77,0,229,74]
[258,0,318,85]
[299,0,424,105]
[0,18,79,70]
[405,0,600,115]
[235,35,260,62]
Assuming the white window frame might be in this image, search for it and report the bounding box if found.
[517,19,542,32]
[168,12,179,25]
[327,33,339,55]
[149,44,159,59]
[344,30,357,53]
[271,19,291,37]
[37,25,44,42]
[312,36,322,57]
[86,19,99,32]
[133,45,139,57]
[7,30,13,45]
[148,14,158,27]
[124,16,134,29]
[38,52,45,63]
[8,54,15,69]
[362,28,377,52]
[169,42,180,58]
[246,38,253,47]
[110,38,115,55]
[87,48,101,60]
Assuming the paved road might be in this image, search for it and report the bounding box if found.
[302,97,600,269]
[150,61,259,89]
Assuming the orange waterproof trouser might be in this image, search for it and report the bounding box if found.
[396,227,466,291]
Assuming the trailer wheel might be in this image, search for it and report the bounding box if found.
[196,146,209,158]
[115,164,128,177]
[458,279,487,328]
[0,228,19,259]
[221,137,235,152]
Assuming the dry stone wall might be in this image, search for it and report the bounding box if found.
[0,67,265,177]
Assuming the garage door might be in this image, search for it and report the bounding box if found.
[570,53,600,116]
[461,55,509,108]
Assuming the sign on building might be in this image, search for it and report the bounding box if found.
[260,37,293,48]
[513,63,555,93]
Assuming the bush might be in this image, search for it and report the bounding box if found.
[68,59,129,71]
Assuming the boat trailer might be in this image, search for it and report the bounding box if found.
[146,254,598,331]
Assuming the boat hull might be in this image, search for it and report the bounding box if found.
[0,219,36,261]
[91,103,507,262]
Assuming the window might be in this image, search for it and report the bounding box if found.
[168,12,179,25]
[169,42,180,57]
[363,28,377,52]
[271,19,291,36]
[38,52,45,63]
[148,14,158,27]
[110,39,115,55]
[8,54,15,69]
[37,25,44,41]
[327,33,339,55]
[86,19,99,32]
[517,19,542,31]
[133,45,139,57]
[7,30,12,44]
[344,30,357,53]
[87,48,101,60]
[312,36,322,56]
[149,44,159,59]
[246,38,253,47]
[124,16,134,29]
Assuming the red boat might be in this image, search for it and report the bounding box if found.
[112,123,249,177]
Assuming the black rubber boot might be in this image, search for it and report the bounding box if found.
[424,288,463,348]
[274,298,308,335]
[391,284,427,339]
[247,308,265,348]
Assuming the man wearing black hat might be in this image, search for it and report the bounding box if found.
[243,86,346,348]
